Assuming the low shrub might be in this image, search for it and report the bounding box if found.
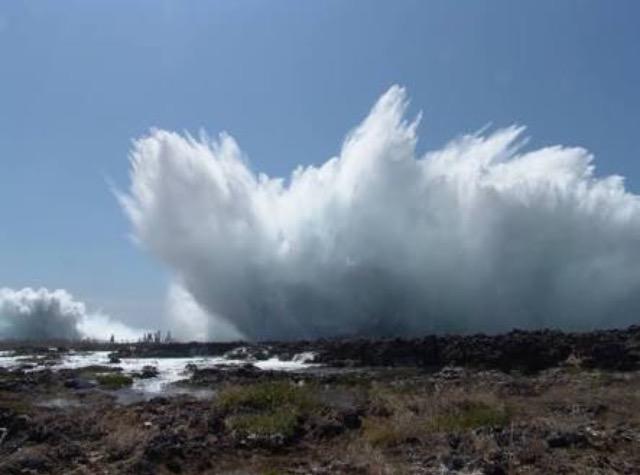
[216,381,319,441]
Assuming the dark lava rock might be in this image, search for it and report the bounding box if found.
[340,410,362,430]
[0,409,31,436]
[140,365,159,379]
[64,377,96,390]
[184,363,198,373]
[144,432,186,462]
[478,461,507,475]
[547,431,590,449]
[311,326,640,373]
[314,420,345,438]
[17,453,50,471]
[236,431,289,449]
[581,342,639,371]
[442,454,471,471]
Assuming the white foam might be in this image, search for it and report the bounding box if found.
[0,350,318,394]
[121,86,640,340]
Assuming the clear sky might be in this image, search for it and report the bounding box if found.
[1,1,639,328]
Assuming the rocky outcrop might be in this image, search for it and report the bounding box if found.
[311,326,640,372]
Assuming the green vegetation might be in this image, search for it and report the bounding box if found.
[226,409,299,438]
[96,373,133,389]
[430,400,511,431]
[216,380,315,413]
[216,381,317,439]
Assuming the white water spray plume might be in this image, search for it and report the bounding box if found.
[120,86,640,341]
[0,287,145,341]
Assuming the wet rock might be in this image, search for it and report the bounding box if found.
[184,363,198,373]
[140,365,159,379]
[224,346,271,361]
[237,363,260,376]
[108,352,121,364]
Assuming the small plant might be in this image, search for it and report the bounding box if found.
[96,373,133,389]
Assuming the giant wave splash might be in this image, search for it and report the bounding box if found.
[120,86,640,340]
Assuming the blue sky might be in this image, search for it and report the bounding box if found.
[1,1,639,327]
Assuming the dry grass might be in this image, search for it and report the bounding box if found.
[102,421,148,460]
[95,408,152,461]
[361,383,513,449]
[340,435,411,474]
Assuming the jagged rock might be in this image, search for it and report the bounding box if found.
[140,365,159,379]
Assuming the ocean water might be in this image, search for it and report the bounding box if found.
[0,349,317,395]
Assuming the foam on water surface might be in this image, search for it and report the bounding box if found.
[0,350,318,395]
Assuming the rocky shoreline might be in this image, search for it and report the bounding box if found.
[1,326,639,474]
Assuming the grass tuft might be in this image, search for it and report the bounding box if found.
[226,409,299,438]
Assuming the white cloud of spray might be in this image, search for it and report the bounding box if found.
[121,86,640,340]
[165,281,243,341]
[0,287,145,341]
